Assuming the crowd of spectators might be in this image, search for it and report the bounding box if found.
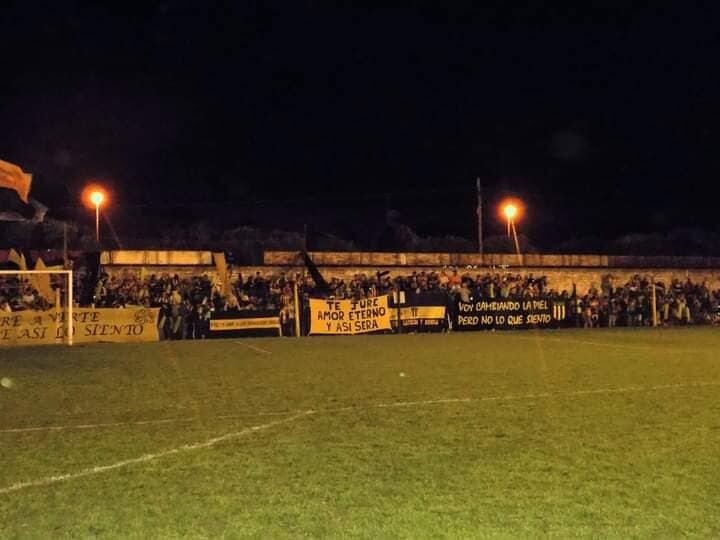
[84,268,551,338]
[302,268,548,301]
[2,267,719,336]
[0,276,55,312]
[575,274,720,328]
[89,270,299,339]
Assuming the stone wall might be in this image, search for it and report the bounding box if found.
[102,265,217,281]
[98,250,720,294]
[264,250,720,269]
[259,251,720,292]
[100,250,213,266]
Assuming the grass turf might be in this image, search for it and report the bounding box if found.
[1,327,719,538]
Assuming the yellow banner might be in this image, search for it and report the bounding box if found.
[309,296,391,335]
[210,317,280,331]
[390,306,446,322]
[0,308,159,346]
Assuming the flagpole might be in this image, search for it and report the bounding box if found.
[651,276,658,327]
[63,222,68,269]
[476,178,483,256]
[293,280,301,338]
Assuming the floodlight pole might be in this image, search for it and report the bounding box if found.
[95,201,100,244]
[510,220,522,265]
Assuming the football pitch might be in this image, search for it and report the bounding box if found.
[2,328,719,538]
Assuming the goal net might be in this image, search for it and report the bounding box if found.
[0,269,74,346]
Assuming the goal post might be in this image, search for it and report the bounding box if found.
[0,269,73,346]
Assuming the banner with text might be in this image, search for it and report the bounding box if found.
[455,297,567,331]
[390,305,447,332]
[209,309,281,338]
[309,296,392,335]
[0,307,160,346]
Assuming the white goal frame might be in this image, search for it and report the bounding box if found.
[0,269,73,345]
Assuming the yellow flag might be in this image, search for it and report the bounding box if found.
[8,248,27,270]
[33,258,55,302]
[0,160,32,203]
[213,252,228,295]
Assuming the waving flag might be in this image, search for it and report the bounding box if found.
[8,248,27,270]
[0,159,32,203]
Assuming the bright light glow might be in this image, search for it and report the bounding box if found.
[81,184,109,209]
[90,191,105,206]
[503,203,518,220]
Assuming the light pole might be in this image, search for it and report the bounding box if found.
[90,191,104,243]
[83,185,107,246]
[503,203,517,238]
[502,202,522,263]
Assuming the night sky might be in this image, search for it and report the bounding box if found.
[2,3,719,250]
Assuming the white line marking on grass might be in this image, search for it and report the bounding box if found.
[476,381,720,403]
[0,410,313,495]
[235,341,272,355]
[7,381,720,433]
[376,397,473,408]
[5,382,719,434]
[0,417,189,434]
[3,381,719,494]
[0,412,293,434]
[263,380,720,415]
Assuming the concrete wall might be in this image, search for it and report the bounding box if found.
[264,251,720,269]
[100,250,213,266]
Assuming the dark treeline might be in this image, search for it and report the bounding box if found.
[3,217,720,265]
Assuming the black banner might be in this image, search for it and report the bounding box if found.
[209,309,281,338]
[455,297,567,331]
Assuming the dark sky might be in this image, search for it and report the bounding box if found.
[2,3,719,248]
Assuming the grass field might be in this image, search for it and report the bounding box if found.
[1,328,719,538]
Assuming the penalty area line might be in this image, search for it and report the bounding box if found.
[6,381,719,435]
[0,410,314,496]
[274,380,720,415]
[0,412,292,434]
